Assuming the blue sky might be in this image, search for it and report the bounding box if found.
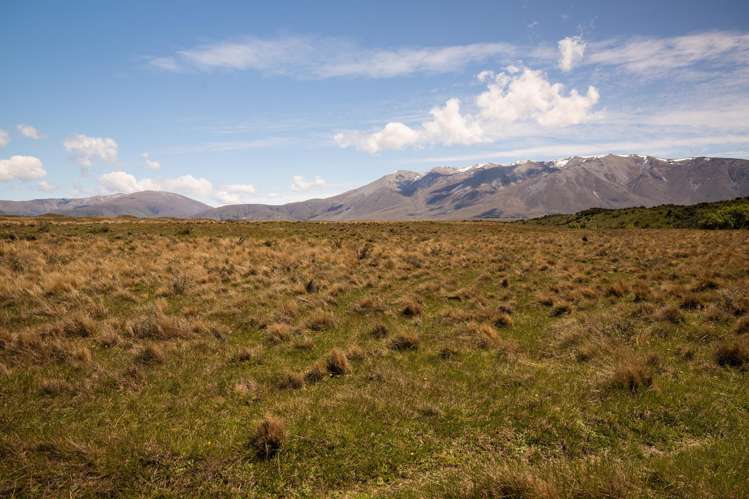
[2,0,749,205]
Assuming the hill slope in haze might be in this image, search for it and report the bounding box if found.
[199,155,749,220]
[0,191,210,218]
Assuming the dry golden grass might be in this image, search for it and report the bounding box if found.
[0,217,748,496]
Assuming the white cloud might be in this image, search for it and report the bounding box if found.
[141,152,160,170]
[0,130,8,149]
[17,124,43,140]
[291,175,327,192]
[149,56,180,72]
[587,31,749,76]
[0,155,47,182]
[63,134,118,167]
[336,66,600,153]
[154,175,214,199]
[320,43,516,78]
[99,171,257,205]
[151,36,519,78]
[101,171,215,198]
[149,30,749,81]
[335,122,421,154]
[214,184,257,204]
[163,138,286,154]
[100,171,143,193]
[476,67,600,127]
[408,134,749,164]
[558,36,586,71]
[476,70,496,83]
[37,180,56,192]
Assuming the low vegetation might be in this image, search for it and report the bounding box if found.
[0,216,748,496]
[526,196,749,229]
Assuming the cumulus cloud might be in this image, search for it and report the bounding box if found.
[291,175,327,192]
[141,152,160,170]
[336,66,600,153]
[150,36,519,78]
[558,36,586,71]
[99,171,143,193]
[64,134,118,167]
[335,123,421,154]
[0,155,47,182]
[0,130,8,149]
[214,184,257,204]
[99,171,256,205]
[17,124,43,140]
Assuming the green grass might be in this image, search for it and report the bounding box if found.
[0,217,748,496]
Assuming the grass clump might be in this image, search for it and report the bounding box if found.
[390,334,419,351]
[326,349,350,376]
[715,339,749,369]
[250,415,285,459]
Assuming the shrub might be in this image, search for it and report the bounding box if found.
[304,365,325,384]
[608,361,653,393]
[655,305,683,324]
[135,345,165,365]
[251,415,285,459]
[493,313,513,328]
[735,316,749,335]
[62,314,97,338]
[232,347,262,364]
[401,300,422,318]
[39,378,73,396]
[471,322,501,350]
[389,335,419,351]
[369,324,389,338]
[537,293,554,307]
[276,372,304,390]
[326,349,351,376]
[233,379,260,400]
[715,340,749,369]
[698,206,749,229]
[346,345,366,362]
[306,310,336,331]
[550,303,571,317]
[266,323,292,344]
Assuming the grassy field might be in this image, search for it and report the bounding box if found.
[1,217,748,497]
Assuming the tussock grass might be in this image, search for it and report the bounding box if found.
[251,415,285,459]
[0,217,747,496]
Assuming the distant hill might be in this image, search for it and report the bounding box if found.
[198,155,749,220]
[525,197,749,229]
[0,191,210,218]
[2,155,749,220]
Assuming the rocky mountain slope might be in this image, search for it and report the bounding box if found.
[2,155,747,220]
[198,155,749,220]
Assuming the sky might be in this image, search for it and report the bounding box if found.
[2,0,749,206]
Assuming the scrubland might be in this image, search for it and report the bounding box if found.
[0,217,748,497]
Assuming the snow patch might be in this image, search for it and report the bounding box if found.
[553,158,571,168]
[455,162,491,173]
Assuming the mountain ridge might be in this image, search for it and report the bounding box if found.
[198,155,749,220]
[1,155,748,220]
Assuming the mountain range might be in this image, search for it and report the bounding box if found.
[2,155,748,220]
